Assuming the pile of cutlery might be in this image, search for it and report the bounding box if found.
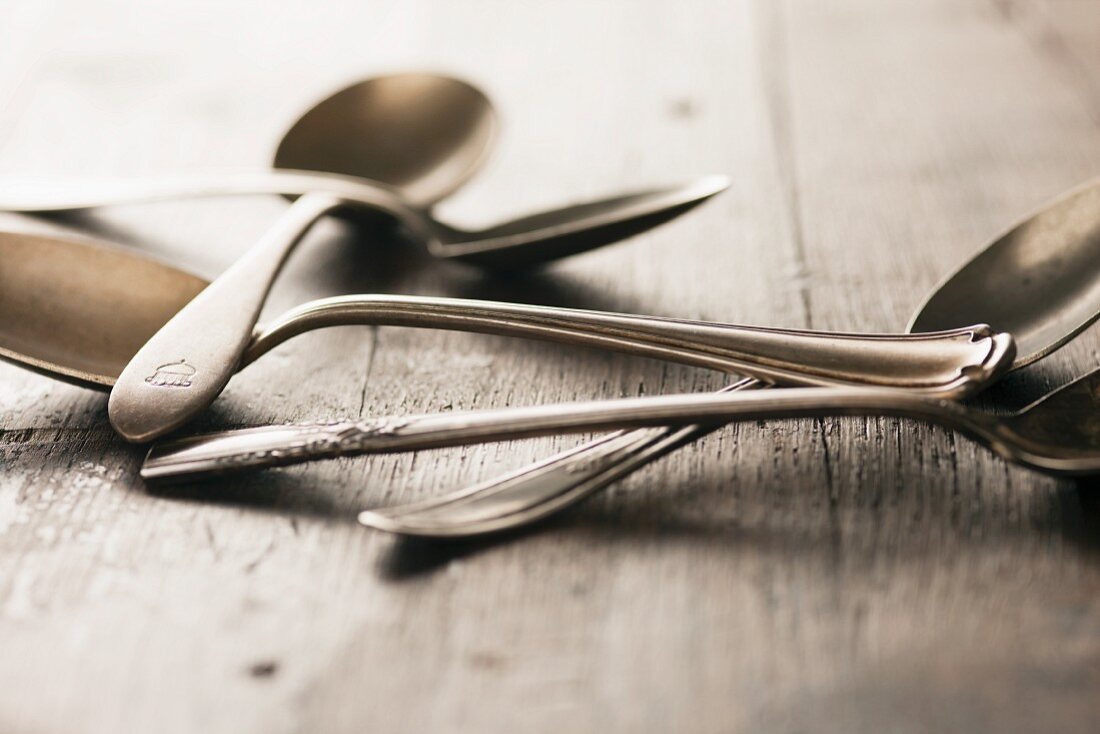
[3,72,1100,539]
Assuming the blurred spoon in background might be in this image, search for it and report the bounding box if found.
[0,73,729,268]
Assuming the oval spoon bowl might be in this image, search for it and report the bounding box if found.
[909,177,1100,367]
[0,231,205,388]
[273,73,497,209]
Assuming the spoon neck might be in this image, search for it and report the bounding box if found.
[239,192,343,281]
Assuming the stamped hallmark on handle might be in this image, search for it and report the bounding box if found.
[145,359,197,388]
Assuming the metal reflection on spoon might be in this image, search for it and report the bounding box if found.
[0,231,1008,397]
[909,178,1100,366]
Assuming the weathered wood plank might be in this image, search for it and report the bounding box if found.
[1,1,1099,732]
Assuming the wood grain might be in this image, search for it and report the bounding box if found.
[2,1,1100,732]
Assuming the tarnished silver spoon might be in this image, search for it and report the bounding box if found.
[141,366,1100,486]
[0,230,1006,394]
[0,73,728,268]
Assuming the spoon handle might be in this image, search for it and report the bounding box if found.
[430,175,731,266]
[0,170,395,212]
[245,294,1014,398]
[108,192,343,442]
[140,386,999,483]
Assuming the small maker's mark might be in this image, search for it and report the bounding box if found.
[145,359,196,388]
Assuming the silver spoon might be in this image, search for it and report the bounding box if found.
[356,174,1100,536]
[0,73,730,268]
[137,176,1100,516]
[0,230,1008,393]
[140,365,1100,484]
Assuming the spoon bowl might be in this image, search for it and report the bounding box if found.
[0,231,205,388]
[273,73,496,209]
[909,178,1100,367]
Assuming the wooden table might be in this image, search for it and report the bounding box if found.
[2,1,1099,731]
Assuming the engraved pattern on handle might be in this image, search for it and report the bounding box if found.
[141,384,1010,483]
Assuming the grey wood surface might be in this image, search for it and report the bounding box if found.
[2,1,1099,732]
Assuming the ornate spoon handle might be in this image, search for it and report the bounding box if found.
[246,295,1014,399]
[141,386,1002,483]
